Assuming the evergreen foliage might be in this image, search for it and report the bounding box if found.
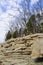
[5,31,12,41]
[13,30,18,38]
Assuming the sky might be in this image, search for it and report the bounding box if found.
[0,0,43,43]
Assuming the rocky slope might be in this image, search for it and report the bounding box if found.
[0,33,43,65]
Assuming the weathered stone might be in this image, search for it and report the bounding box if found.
[0,33,43,65]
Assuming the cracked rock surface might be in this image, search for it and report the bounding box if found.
[0,33,43,65]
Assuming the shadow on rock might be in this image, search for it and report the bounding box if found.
[35,57,43,62]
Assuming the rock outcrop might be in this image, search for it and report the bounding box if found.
[0,33,43,65]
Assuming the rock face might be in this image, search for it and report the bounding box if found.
[0,33,43,65]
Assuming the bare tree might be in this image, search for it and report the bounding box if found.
[7,0,36,36]
[7,0,43,36]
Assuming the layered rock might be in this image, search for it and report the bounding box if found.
[0,33,43,65]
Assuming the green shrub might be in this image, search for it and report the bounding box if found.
[26,15,35,33]
[5,31,12,41]
[13,30,18,38]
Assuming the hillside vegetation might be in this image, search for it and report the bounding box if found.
[5,13,43,41]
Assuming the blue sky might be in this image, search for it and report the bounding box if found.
[0,0,43,43]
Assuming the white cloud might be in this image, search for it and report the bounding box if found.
[0,21,8,43]
[0,0,22,43]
